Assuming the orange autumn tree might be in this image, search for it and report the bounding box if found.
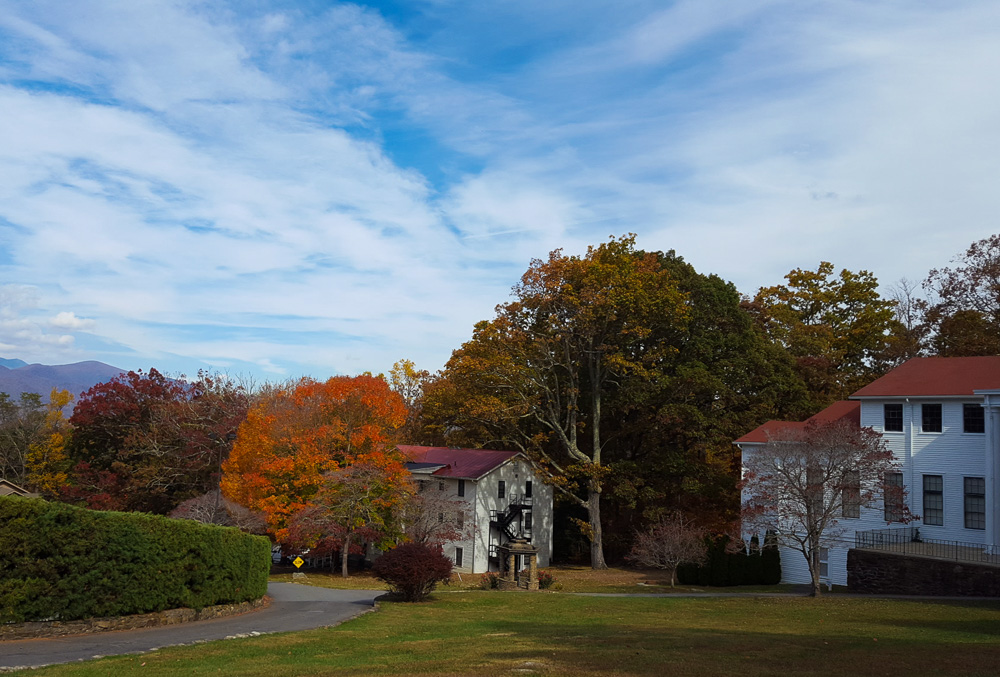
[221,375,411,553]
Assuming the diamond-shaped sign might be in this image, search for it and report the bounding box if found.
[293,556,304,569]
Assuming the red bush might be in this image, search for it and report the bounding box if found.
[372,542,453,602]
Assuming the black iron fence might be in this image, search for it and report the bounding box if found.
[855,527,1000,566]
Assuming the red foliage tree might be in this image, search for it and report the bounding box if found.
[66,370,250,513]
[741,419,908,596]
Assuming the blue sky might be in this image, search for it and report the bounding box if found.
[1,1,999,382]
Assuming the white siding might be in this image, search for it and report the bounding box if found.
[763,397,993,585]
[419,477,478,574]
[474,458,553,572]
[862,399,988,545]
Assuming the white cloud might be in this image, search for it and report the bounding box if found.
[50,312,95,331]
[0,285,80,358]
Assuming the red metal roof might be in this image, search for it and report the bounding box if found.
[733,400,860,444]
[805,399,860,426]
[850,357,1000,398]
[397,445,520,480]
[734,420,805,444]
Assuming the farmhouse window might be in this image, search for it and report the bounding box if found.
[964,404,985,433]
[498,480,506,499]
[884,472,905,522]
[922,475,943,526]
[884,403,903,432]
[842,470,861,519]
[922,403,942,433]
[965,477,986,530]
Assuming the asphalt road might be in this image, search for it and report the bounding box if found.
[0,583,381,671]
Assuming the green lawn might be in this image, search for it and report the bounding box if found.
[266,564,808,594]
[19,592,1000,676]
[269,570,389,590]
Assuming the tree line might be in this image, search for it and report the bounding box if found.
[1,232,997,571]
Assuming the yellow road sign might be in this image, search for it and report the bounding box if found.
[293,556,304,569]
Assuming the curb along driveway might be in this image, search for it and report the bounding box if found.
[0,583,382,671]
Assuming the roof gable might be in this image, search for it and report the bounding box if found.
[0,479,38,497]
[734,420,805,444]
[851,357,1000,398]
[734,401,860,445]
[397,445,521,480]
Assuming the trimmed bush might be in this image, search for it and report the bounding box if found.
[676,533,781,587]
[373,542,453,602]
[537,570,555,589]
[0,496,270,623]
[761,530,782,585]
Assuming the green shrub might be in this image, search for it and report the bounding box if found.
[479,572,500,589]
[676,533,781,587]
[0,496,270,623]
[537,569,555,589]
[761,530,782,585]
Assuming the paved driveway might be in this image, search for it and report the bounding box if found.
[0,583,381,670]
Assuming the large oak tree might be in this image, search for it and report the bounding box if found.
[750,262,897,409]
[424,235,689,568]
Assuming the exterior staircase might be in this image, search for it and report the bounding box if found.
[488,494,532,561]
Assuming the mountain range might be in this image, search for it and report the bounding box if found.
[0,359,125,403]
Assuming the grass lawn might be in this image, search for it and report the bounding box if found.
[19,591,1000,676]
[269,570,389,590]
[269,564,809,595]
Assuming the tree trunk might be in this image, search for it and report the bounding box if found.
[809,540,822,597]
[341,533,352,579]
[587,354,607,571]
[588,483,608,570]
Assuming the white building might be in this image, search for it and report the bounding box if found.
[398,445,553,574]
[736,356,1000,586]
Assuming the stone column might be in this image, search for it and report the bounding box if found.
[527,552,539,591]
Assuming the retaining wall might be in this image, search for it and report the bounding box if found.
[847,549,1000,596]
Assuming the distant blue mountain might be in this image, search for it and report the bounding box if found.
[0,359,125,403]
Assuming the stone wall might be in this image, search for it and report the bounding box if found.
[848,549,1000,596]
[0,596,269,641]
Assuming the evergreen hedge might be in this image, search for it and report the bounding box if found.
[0,496,270,623]
[676,532,781,586]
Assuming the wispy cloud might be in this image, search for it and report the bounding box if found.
[0,1,997,378]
